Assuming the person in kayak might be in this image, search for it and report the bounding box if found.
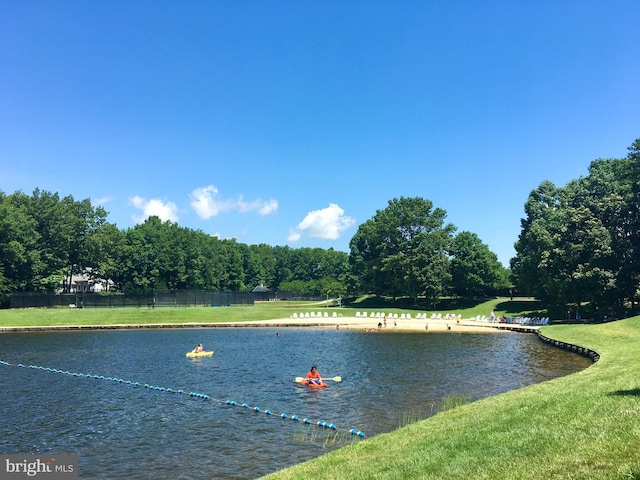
[305,365,324,385]
[193,343,203,353]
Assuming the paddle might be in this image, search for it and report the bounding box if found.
[294,376,342,383]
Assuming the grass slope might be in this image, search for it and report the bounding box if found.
[0,297,524,328]
[262,318,640,479]
[0,302,316,326]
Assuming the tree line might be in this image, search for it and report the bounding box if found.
[0,190,510,307]
[511,138,640,320]
[4,137,635,315]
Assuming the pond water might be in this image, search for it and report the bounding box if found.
[0,327,592,479]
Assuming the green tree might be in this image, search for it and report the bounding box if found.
[86,222,126,291]
[0,190,108,293]
[219,239,246,291]
[59,196,109,292]
[450,231,507,297]
[511,181,564,301]
[0,191,41,291]
[250,243,277,288]
[512,140,640,318]
[272,246,294,288]
[349,197,455,304]
[181,230,219,290]
[0,263,9,307]
[318,248,350,285]
[238,242,265,290]
[619,139,640,310]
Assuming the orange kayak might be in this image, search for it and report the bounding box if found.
[299,380,328,389]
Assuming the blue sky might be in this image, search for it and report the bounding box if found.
[1,2,638,267]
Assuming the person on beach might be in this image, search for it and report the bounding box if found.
[305,365,324,385]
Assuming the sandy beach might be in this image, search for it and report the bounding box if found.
[228,313,540,334]
[0,313,540,334]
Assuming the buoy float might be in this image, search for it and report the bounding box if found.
[1,359,367,439]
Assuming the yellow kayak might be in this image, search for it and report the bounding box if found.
[186,351,214,357]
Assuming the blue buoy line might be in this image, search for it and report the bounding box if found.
[0,360,366,438]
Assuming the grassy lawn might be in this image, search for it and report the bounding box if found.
[0,297,532,328]
[0,301,330,327]
[262,317,640,479]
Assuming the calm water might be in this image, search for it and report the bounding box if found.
[0,328,591,479]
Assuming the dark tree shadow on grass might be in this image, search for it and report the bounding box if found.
[348,296,497,311]
[608,388,640,396]
[494,300,545,316]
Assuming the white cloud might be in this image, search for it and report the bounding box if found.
[190,186,233,219]
[190,185,278,219]
[287,228,301,242]
[130,196,179,223]
[289,203,355,242]
[238,196,279,215]
[92,196,114,207]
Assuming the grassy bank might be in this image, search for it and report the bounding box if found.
[262,317,640,479]
[0,297,533,328]
[0,303,297,327]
